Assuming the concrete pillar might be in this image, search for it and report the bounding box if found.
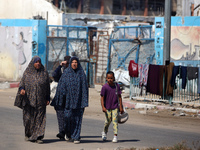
[104,0,113,14]
[176,0,182,16]
[191,3,194,16]
[55,0,59,8]
[182,0,191,16]
[100,0,104,14]
[144,0,148,16]
[163,0,171,65]
[121,0,126,15]
[83,0,90,13]
[77,0,82,13]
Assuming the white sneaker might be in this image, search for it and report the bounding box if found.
[112,136,118,143]
[101,132,107,141]
[65,136,72,142]
[74,140,80,144]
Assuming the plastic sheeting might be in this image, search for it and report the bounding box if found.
[50,81,58,100]
[113,68,130,86]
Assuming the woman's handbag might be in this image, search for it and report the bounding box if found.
[115,83,129,124]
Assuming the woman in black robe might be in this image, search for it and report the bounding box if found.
[14,56,50,144]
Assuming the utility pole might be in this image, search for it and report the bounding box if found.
[163,0,171,65]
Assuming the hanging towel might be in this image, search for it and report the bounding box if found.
[139,64,149,87]
[170,66,179,88]
[146,64,160,95]
[165,62,174,96]
[170,66,187,89]
[187,67,198,80]
[159,65,166,97]
[181,66,187,89]
[198,67,200,94]
[128,60,138,77]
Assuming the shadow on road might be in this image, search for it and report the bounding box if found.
[81,135,101,138]
[43,139,64,143]
[80,136,140,143]
[80,135,103,143]
[119,139,140,143]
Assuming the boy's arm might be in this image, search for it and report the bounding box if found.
[118,94,124,114]
[101,96,107,112]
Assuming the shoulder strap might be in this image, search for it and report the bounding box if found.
[115,83,118,95]
[115,83,119,104]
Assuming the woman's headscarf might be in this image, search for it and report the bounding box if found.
[14,56,50,108]
[52,56,88,109]
[33,57,41,64]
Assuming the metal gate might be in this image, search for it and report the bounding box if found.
[107,25,155,72]
[46,25,90,84]
[107,25,155,99]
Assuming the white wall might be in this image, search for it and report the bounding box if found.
[0,0,62,25]
[0,27,32,81]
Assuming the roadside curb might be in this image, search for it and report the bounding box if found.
[94,85,200,115]
[122,99,200,114]
[10,82,20,88]
[0,82,20,89]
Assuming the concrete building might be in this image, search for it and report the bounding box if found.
[0,0,62,25]
[1,0,199,26]
[52,0,172,16]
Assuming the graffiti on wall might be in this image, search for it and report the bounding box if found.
[171,26,200,61]
[0,27,32,80]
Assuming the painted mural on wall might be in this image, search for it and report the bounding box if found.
[0,27,32,80]
[171,26,200,61]
[155,16,200,66]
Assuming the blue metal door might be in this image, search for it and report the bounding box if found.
[107,25,155,72]
[46,25,90,84]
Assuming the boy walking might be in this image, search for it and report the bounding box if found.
[100,71,124,143]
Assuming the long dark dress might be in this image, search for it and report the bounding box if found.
[53,56,88,141]
[14,56,50,141]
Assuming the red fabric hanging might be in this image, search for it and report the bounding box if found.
[128,60,138,77]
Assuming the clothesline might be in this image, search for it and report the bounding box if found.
[129,61,200,97]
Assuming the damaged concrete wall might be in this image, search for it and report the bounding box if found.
[62,13,153,39]
[62,13,152,84]
[62,13,154,26]
[0,0,62,25]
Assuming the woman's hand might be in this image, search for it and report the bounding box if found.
[20,89,25,95]
[46,101,50,105]
[60,61,67,66]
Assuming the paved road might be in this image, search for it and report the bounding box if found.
[0,88,200,150]
[1,106,200,150]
